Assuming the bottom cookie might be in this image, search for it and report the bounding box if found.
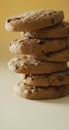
[15,82,69,100]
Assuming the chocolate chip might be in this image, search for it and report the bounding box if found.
[15,65,19,70]
[24,83,26,85]
[58,76,64,81]
[19,40,24,43]
[7,19,12,22]
[7,17,21,22]
[25,75,29,79]
[39,40,45,45]
[31,77,35,81]
[28,37,32,40]
[44,52,53,57]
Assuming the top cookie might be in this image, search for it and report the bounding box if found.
[5,10,64,32]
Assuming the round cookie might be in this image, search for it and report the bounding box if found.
[33,49,69,62]
[8,56,67,74]
[23,22,69,39]
[9,36,69,54]
[5,10,64,32]
[21,70,69,86]
[15,82,69,100]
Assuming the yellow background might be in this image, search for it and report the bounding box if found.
[0,0,69,63]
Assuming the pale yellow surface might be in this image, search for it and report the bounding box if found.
[0,64,69,130]
[0,0,69,130]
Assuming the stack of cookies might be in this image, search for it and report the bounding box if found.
[5,10,69,100]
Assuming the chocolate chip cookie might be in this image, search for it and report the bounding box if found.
[8,56,67,74]
[23,22,69,39]
[5,10,64,32]
[15,82,69,99]
[33,49,69,62]
[21,70,69,86]
[9,36,69,54]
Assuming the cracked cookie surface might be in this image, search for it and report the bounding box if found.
[21,70,69,86]
[8,56,67,74]
[5,10,64,32]
[23,22,69,39]
[15,82,69,99]
[9,36,69,54]
[33,49,69,62]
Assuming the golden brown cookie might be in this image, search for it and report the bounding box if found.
[8,56,67,74]
[15,82,69,100]
[21,70,69,86]
[23,22,69,39]
[5,10,64,32]
[9,36,69,54]
[33,49,69,62]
